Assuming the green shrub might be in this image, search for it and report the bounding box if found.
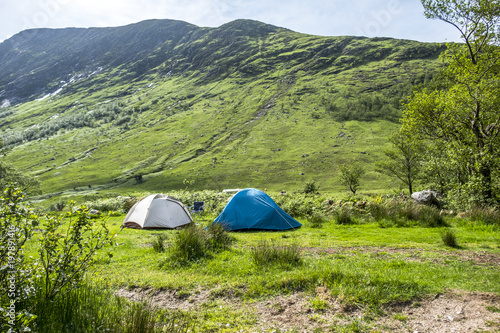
[250,240,303,269]
[303,180,319,194]
[441,229,459,248]
[369,200,445,227]
[168,225,207,264]
[418,205,446,227]
[0,185,113,331]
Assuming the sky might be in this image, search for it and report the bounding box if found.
[0,0,463,44]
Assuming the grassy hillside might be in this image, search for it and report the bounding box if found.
[0,19,446,199]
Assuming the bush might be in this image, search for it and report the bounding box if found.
[250,240,303,269]
[205,222,234,251]
[0,185,114,331]
[168,225,207,264]
[302,181,319,194]
[368,199,446,227]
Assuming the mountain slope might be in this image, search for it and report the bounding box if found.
[0,19,446,196]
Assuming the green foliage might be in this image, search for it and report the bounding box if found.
[273,193,327,217]
[369,200,446,227]
[467,207,500,226]
[0,186,114,331]
[38,206,114,300]
[0,186,39,331]
[0,161,41,195]
[308,211,329,228]
[441,229,459,248]
[303,180,320,194]
[250,240,303,269]
[403,0,500,208]
[338,160,365,195]
[376,131,423,194]
[205,222,235,251]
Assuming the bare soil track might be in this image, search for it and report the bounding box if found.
[117,246,500,332]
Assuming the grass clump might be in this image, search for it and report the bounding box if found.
[333,206,358,225]
[309,297,330,312]
[441,229,459,248]
[308,212,329,228]
[369,200,445,227]
[31,282,192,333]
[163,223,234,267]
[250,240,303,269]
[468,207,500,226]
[152,233,168,253]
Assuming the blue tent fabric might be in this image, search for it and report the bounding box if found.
[213,188,302,231]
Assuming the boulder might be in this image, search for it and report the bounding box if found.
[411,190,442,207]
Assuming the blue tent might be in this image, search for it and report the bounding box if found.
[213,188,302,231]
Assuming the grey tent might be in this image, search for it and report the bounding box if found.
[122,194,193,229]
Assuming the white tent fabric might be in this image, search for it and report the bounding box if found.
[122,194,193,229]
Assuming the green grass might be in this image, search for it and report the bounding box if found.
[19,209,500,332]
[30,281,192,333]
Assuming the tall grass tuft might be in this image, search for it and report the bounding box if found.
[169,224,207,264]
[369,200,446,227]
[152,233,168,253]
[250,240,303,269]
[333,206,358,225]
[164,223,234,267]
[31,282,192,333]
[205,222,234,251]
[468,206,500,226]
[308,211,328,228]
[441,229,459,248]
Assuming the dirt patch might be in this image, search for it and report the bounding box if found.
[385,292,500,333]
[116,287,500,332]
[116,287,213,311]
[303,246,500,266]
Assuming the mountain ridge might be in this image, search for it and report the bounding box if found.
[0,18,447,196]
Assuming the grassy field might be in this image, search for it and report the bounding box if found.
[16,187,500,332]
[66,206,498,332]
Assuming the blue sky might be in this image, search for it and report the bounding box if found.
[0,0,462,43]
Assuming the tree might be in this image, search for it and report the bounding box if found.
[376,132,424,194]
[338,160,365,194]
[402,0,500,207]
